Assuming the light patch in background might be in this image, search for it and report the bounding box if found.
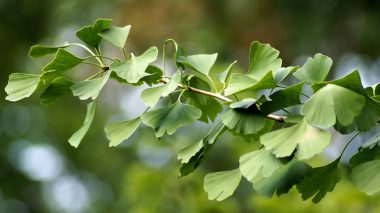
[43,176,89,213]
[19,145,64,181]
[1,104,31,137]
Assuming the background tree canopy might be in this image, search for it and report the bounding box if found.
[1,0,380,212]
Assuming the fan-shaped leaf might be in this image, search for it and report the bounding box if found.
[178,53,218,76]
[204,169,242,201]
[5,73,41,102]
[76,18,112,48]
[293,53,332,84]
[105,117,141,147]
[351,160,380,195]
[43,49,83,72]
[140,70,180,107]
[297,159,341,203]
[99,25,131,48]
[110,46,158,83]
[247,41,282,79]
[28,43,69,58]
[224,71,276,96]
[222,99,272,135]
[261,119,331,160]
[260,82,303,114]
[239,149,282,182]
[302,84,365,128]
[40,77,73,106]
[178,122,226,177]
[71,72,110,100]
[141,101,201,137]
[252,160,312,198]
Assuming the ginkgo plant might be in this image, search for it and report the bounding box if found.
[5,18,380,203]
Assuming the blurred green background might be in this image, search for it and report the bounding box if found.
[1,0,380,212]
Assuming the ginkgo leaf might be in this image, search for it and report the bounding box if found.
[110,46,158,83]
[99,25,131,48]
[178,122,226,177]
[351,160,380,195]
[178,53,218,76]
[218,60,237,88]
[40,77,73,106]
[260,82,303,114]
[273,66,298,83]
[139,65,164,86]
[261,119,331,160]
[252,160,312,198]
[247,41,282,79]
[140,70,180,107]
[302,84,365,128]
[183,92,222,123]
[224,71,277,96]
[105,117,141,147]
[140,101,201,137]
[221,99,271,135]
[297,159,341,203]
[28,43,69,58]
[5,73,41,102]
[204,169,242,201]
[71,72,110,100]
[76,18,112,48]
[43,49,83,72]
[68,101,96,148]
[293,53,332,84]
[239,149,282,182]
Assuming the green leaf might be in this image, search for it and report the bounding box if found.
[140,70,180,107]
[252,160,312,198]
[260,82,304,114]
[182,77,222,123]
[141,101,201,137]
[105,117,141,147]
[110,46,158,83]
[293,53,332,84]
[297,159,341,203]
[71,72,110,100]
[204,169,242,201]
[273,66,298,83]
[183,92,222,123]
[43,49,83,72]
[261,119,331,160]
[5,73,41,102]
[139,65,164,86]
[28,43,69,58]
[68,101,96,148]
[40,77,73,106]
[224,71,277,96]
[178,122,226,177]
[247,41,282,79]
[76,18,112,48]
[178,53,218,76]
[239,149,282,182]
[218,60,237,88]
[284,115,304,123]
[302,84,365,128]
[99,25,131,48]
[221,99,271,135]
[350,145,380,167]
[351,160,380,195]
